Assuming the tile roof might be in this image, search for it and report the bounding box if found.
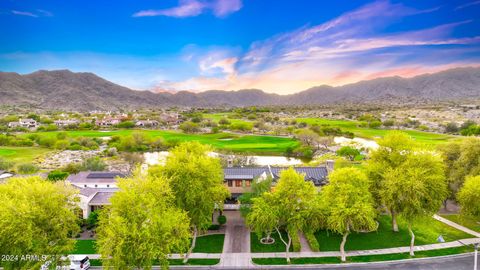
[89,192,115,205]
[224,166,329,186]
[67,171,126,183]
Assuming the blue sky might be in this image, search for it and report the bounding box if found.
[1,0,480,94]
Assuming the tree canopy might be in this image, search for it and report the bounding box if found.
[150,141,230,262]
[367,131,418,231]
[458,175,480,219]
[382,152,447,255]
[97,170,191,270]
[0,177,80,270]
[246,168,322,263]
[320,167,377,262]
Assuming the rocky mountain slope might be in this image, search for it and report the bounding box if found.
[0,67,479,110]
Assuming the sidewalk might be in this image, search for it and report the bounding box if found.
[251,237,480,258]
[434,214,480,238]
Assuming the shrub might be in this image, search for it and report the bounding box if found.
[291,231,301,252]
[86,210,99,229]
[217,215,227,226]
[304,230,320,252]
[47,171,70,181]
[116,121,135,129]
[62,163,83,174]
[0,158,14,170]
[208,224,220,230]
[17,163,39,174]
[82,157,106,171]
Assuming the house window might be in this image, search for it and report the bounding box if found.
[84,185,87,187]
[227,180,233,187]
[95,184,98,188]
[107,185,110,187]
[246,180,251,187]
[235,180,242,187]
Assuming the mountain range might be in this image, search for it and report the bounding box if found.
[1,67,479,111]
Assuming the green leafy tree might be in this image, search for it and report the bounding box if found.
[246,168,322,263]
[320,168,377,262]
[96,170,191,270]
[458,176,480,219]
[336,146,361,161]
[82,156,106,171]
[47,170,70,181]
[151,142,229,262]
[367,131,417,231]
[0,177,79,270]
[438,138,480,198]
[383,153,447,255]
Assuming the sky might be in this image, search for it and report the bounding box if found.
[1,0,480,94]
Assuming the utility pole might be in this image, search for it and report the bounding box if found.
[475,243,479,270]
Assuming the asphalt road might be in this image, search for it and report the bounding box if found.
[87,252,477,270]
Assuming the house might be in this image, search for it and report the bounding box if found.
[77,187,118,218]
[8,118,38,129]
[54,119,79,127]
[67,171,125,218]
[67,171,126,188]
[72,162,334,216]
[223,161,334,209]
[160,113,182,125]
[135,119,159,127]
[95,117,122,127]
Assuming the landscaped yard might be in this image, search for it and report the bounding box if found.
[72,239,96,254]
[89,258,220,266]
[72,234,224,255]
[441,214,480,233]
[252,246,474,265]
[193,234,225,253]
[0,147,52,164]
[251,231,293,253]
[30,130,299,155]
[314,215,471,252]
[296,118,455,145]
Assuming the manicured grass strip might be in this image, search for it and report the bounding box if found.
[440,214,480,233]
[72,240,97,254]
[89,259,220,266]
[169,259,220,265]
[193,234,225,253]
[0,147,53,164]
[252,246,474,265]
[296,118,455,145]
[315,215,471,252]
[251,231,293,253]
[29,130,299,155]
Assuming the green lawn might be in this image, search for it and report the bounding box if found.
[251,231,293,253]
[315,215,471,252]
[89,258,219,266]
[72,240,97,254]
[193,234,225,253]
[73,234,224,255]
[296,118,455,145]
[29,130,299,155]
[0,147,52,164]
[441,214,480,233]
[252,246,473,265]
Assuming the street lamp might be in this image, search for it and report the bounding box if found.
[474,243,479,270]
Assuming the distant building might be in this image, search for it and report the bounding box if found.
[161,113,182,125]
[135,119,159,127]
[54,119,80,127]
[8,118,38,129]
[95,118,122,127]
